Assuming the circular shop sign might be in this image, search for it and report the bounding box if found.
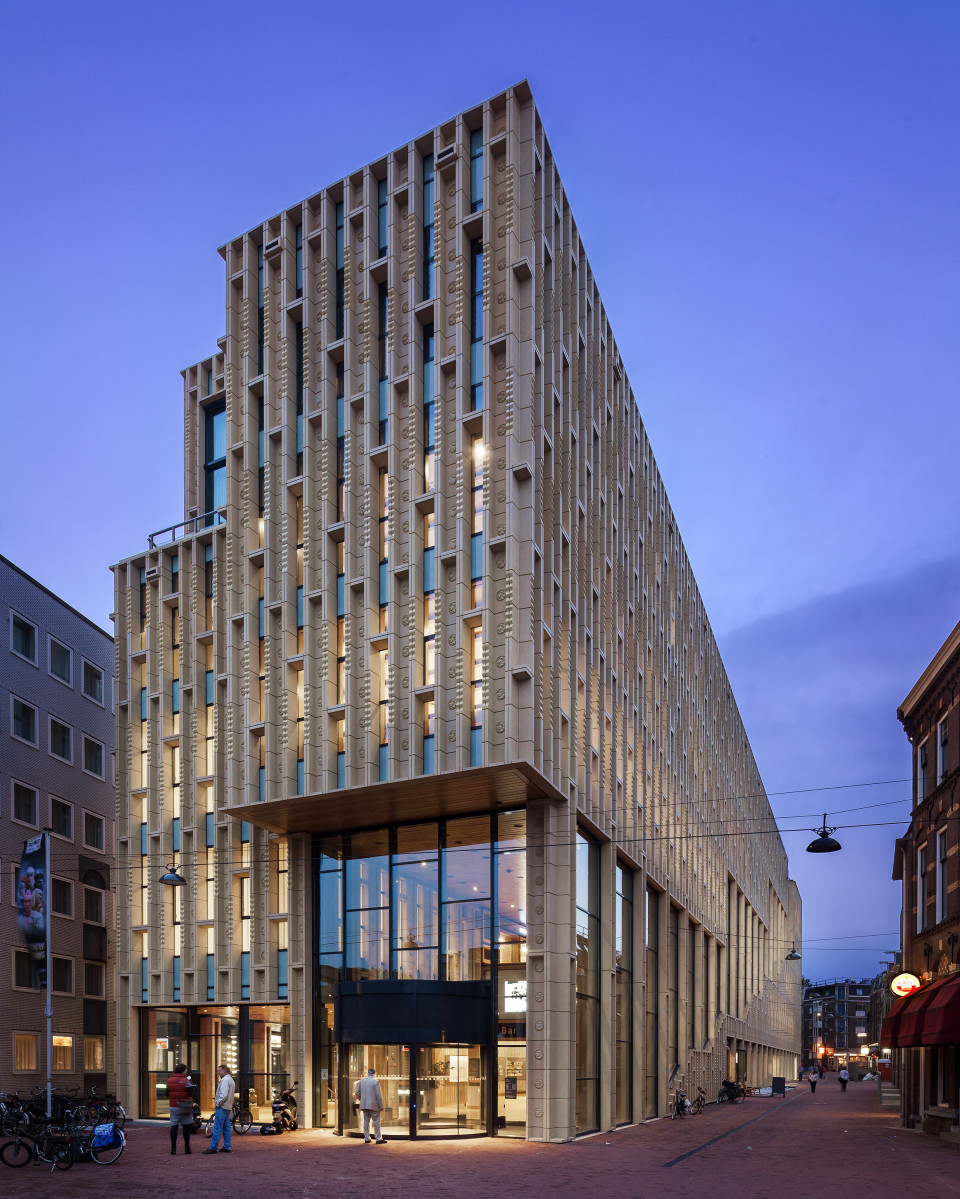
[890,972,921,998]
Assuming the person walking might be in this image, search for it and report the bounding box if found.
[166,1063,194,1155]
[838,1066,850,1092]
[354,1066,385,1144]
[807,1067,820,1094]
[203,1064,236,1154]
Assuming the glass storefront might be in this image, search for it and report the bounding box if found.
[139,1004,289,1121]
[315,811,526,1137]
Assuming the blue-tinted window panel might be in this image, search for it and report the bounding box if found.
[173,955,181,1002]
[140,688,147,720]
[336,576,345,617]
[206,671,214,706]
[141,957,148,1003]
[140,822,148,855]
[423,735,435,775]
[379,744,389,780]
[277,948,289,999]
[172,680,179,714]
[318,870,343,954]
[470,725,482,766]
[336,395,345,438]
[297,586,304,630]
[423,547,435,594]
[337,752,346,789]
[379,561,388,605]
[259,766,266,803]
[172,817,180,853]
[205,812,215,847]
[470,533,483,583]
[241,951,251,999]
[206,954,215,1000]
[241,821,251,843]
[258,597,265,639]
[297,758,304,795]
[206,406,227,464]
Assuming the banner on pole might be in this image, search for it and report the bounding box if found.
[17,832,47,987]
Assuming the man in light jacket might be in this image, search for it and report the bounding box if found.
[354,1067,385,1143]
[204,1064,236,1154]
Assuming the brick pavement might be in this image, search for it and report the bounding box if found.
[5,1079,956,1198]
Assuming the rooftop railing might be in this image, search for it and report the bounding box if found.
[147,508,225,549]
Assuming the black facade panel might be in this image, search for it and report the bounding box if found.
[83,923,108,961]
[335,980,491,1045]
[84,998,108,1034]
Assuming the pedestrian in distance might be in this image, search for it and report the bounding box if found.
[354,1067,386,1144]
[838,1066,850,1092]
[203,1064,236,1154]
[167,1063,194,1155]
[807,1067,820,1093]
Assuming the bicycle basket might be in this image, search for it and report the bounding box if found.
[91,1123,116,1148]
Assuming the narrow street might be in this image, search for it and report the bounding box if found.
[7,1080,957,1197]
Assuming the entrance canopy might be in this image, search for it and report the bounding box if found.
[224,762,564,836]
[880,973,960,1047]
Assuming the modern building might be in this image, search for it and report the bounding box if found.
[111,80,801,1140]
[884,620,960,1140]
[1,554,115,1097]
[801,978,874,1072]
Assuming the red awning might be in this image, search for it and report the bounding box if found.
[880,974,960,1047]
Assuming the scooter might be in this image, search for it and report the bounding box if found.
[260,1080,299,1134]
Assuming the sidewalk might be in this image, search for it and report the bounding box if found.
[7,1079,956,1198]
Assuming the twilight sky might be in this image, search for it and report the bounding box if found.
[2,1,958,982]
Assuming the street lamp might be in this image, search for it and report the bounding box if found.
[160,862,187,887]
[785,944,802,961]
[806,815,842,854]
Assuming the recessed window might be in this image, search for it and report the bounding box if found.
[51,797,73,840]
[51,958,73,995]
[49,638,72,685]
[82,660,104,704]
[83,812,105,851]
[13,782,38,826]
[83,736,104,778]
[49,718,72,762]
[11,613,36,663]
[14,1032,39,1071]
[83,887,104,925]
[14,950,38,989]
[12,697,37,745]
[52,1034,73,1071]
[84,961,105,997]
[51,878,73,917]
[84,1035,106,1071]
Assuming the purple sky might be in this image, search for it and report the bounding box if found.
[2,1,958,981]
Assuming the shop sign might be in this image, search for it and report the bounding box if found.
[890,972,920,998]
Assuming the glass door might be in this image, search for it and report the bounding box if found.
[416,1044,485,1135]
[497,1043,526,1136]
[343,1044,410,1137]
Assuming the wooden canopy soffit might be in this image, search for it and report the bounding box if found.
[223,762,565,836]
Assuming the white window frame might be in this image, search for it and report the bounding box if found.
[936,828,948,924]
[83,885,105,926]
[48,715,73,764]
[47,635,73,688]
[83,960,106,998]
[9,610,38,665]
[50,875,74,920]
[10,694,39,748]
[51,956,74,996]
[12,948,39,992]
[13,1031,40,1072]
[82,735,105,780]
[49,795,74,842]
[937,717,949,785]
[81,658,105,707]
[11,779,39,829]
[82,810,106,853]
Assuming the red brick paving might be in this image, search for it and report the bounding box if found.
[5,1079,957,1197]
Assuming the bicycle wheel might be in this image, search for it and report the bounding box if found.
[90,1127,124,1165]
[54,1141,74,1171]
[233,1108,253,1134]
[732,1091,745,1104]
[107,1103,126,1130]
[0,1137,32,1167]
[716,1090,727,1104]
[1,1111,28,1137]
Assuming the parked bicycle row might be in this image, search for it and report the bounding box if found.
[671,1079,748,1118]
[0,1084,125,1137]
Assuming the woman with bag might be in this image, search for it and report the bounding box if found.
[167,1063,194,1154]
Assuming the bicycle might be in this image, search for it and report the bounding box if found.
[717,1079,746,1104]
[670,1088,689,1119]
[0,1124,73,1172]
[76,1120,125,1165]
[83,1087,126,1131]
[202,1098,253,1137]
[690,1086,708,1115]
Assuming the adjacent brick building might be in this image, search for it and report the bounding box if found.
[0,555,115,1097]
[801,978,873,1071]
[111,81,801,1139]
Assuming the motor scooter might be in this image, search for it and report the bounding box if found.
[260,1080,299,1134]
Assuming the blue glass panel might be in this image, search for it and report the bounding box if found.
[206,954,215,1000]
[258,597,265,639]
[241,951,250,999]
[423,547,435,594]
[172,817,180,853]
[297,586,304,629]
[207,406,227,463]
[140,687,147,720]
[241,821,250,843]
[470,532,483,582]
[206,670,214,705]
[141,957,148,1003]
[318,869,343,954]
[379,561,388,605]
[423,735,435,775]
[140,822,148,855]
[336,395,345,438]
[277,947,289,999]
[379,743,388,780]
[205,812,214,848]
[296,413,304,458]
[470,725,482,766]
[336,575,345,617]
[297,758,304,795]
[259,766,265,803]
[337,752,345,789]
[173,955,181,1001]
[172,680,179,714]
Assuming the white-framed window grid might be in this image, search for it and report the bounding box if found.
[81,658,105,706]
[51,875,74,918]
[82,810,106,852]
[11,779,38,828]
[13,948,39,990]
[51,956,74,996]
[11,694,38,747]
[48,635,73,687]
[10,611,37,665]
[82,735,105,779]
[13,1032,40,1072]
[48,715,72,764]
[83,885,105,925]
[50,795,73,841]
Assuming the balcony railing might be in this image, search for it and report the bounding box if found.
[148,509,226,549]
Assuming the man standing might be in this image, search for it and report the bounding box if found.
[838,1066,850,1092]
[354,1066,385,1144]
[203,1064,236,1154]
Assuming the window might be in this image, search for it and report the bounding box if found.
[49,717,72,762]
[422,154,435,300]
[84,961,105,997]
[470,435,484,608]
[11,613,37,662]
[51,797,72,839]
[423,324,435,491]
[469,239,484,409]
[13,782,38,826]
[295,323,304,477]
[917,845,928,933]
[52,1034,73,1071]
[83,736,104,778]
[84,887,104,924]
[51,877,73,917]
[377,177,388,259]
[52,957,73,994]
[335,201,345,339]
[82,660,104,704]
[936,829,948,924]
[469,127,483,212]
[257,242,265,375]
[377,283,389,444]
[295,222,303,297]
[938,717,949,784]
[918,742,929,801]
[12,697,37,745]
[204,400,227,520]
[49,638,72,684]
[423,699,435,775]
[14,1032,39,1071]
[84,1035,106,1072]
[84,812,105,851]
[14,950,38,989]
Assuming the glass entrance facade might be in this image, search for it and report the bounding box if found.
[314,811,526,1137]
